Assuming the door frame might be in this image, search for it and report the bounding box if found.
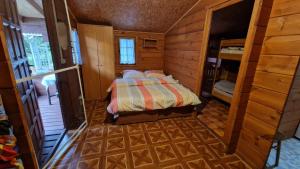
[43,0,85,130]
[196,0,270,152]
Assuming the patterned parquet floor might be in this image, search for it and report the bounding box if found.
[54,101,251,169]
[198,99,229,138]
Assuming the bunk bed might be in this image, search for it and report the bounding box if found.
[212,39,245,103]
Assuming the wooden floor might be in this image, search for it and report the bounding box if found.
[197,99,229,138]
[38,95,65,165]
[39,95,64,134]
[53,101,251,169]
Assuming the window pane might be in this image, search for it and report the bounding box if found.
[71,30,82,64]
[119,38,135,64]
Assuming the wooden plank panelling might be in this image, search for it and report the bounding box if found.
[262,35,300,55]
[256,55,299,75]
[270,0,300,17]
[249,86,286,114]
[114,30,164,75]
[246,100,281,127]
[236,0,300,168]
[266,14,300,36]
[164,1,207,93]
[253,71,293,94]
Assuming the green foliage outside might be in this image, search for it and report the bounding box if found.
[23,34,54,75]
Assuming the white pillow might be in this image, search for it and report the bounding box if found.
[123,70,145,79]
[144,70,166,78]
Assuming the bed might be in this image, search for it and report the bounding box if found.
[106,74,201,124]
[212,80,235,103]
[211,39,245,103]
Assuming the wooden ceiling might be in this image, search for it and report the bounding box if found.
[67,0,198,33]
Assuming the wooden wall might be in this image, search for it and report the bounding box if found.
[114,30,164,75]
[223,0,273,152]
[236,0,300,168]
[164,0,274,154]
[164,1,205,92]
[278,65,300,137]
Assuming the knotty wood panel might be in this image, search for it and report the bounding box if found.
[262,35,300,55]
[253,71,293,94]
[114,30,164,75]
[270,0,300,17]
[236,0,300,168]
[266,14,300,36]
[164,0,205,93]
[256,55,299,75]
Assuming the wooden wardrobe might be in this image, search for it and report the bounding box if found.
[78,24,115,100]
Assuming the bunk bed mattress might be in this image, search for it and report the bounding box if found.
[214,80,235,95]
[107,77,201,115]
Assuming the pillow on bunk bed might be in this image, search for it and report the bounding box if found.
[144,70,166,78]
[123,70,145,79]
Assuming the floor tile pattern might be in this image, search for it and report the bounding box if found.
[54,101,251,169]
[198,99,229,137]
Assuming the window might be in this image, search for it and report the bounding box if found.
[119,38,135,64]
[71,29,82,64]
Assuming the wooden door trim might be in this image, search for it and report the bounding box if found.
[195,0,242,95]
[196,0,268,152]
[224,0,272,153]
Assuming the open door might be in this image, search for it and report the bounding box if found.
[43,0,84,130]
[0,0,45,160]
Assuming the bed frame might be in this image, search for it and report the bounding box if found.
[114,105,202,125]
[105,93,203,125]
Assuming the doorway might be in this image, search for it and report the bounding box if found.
[17,0,67,165]
[14,0,84,167]
[198,0,255,138]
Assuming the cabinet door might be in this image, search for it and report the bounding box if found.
[78,24,101,100]
[97,26,115,100]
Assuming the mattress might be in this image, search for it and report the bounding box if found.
[220,47,244,54]
[214,80,235,95]
[107,76,201,115]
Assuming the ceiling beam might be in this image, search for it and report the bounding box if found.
[26,0,44,15]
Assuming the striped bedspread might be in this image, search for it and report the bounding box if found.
[107,77,201,115]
